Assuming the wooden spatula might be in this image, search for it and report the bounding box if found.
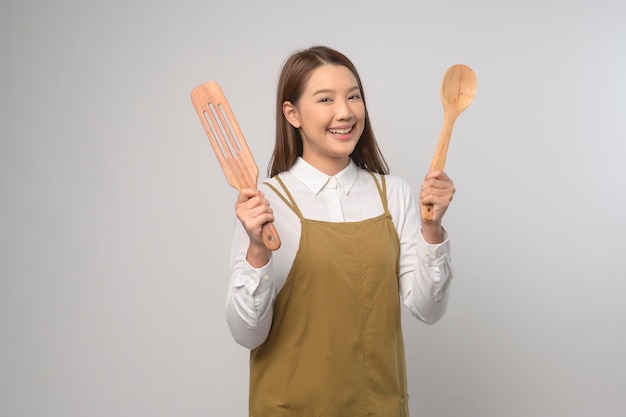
[421,64,477,222]
[191,81,281,251]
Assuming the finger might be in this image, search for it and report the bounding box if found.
[246,201,274,218]
[236,188,264,204]
[425,170,452,181]
[241,195,272,215]
[421,183,455,199]
[421,193,453,207]
[420,186,454,207]
[424,172,454,193]
[421,181,455,197]
[240,212,275,239]
[236,194,271,219]
[421,191,452,204]
[422,176,455,196]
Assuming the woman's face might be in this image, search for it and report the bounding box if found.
[284,64,366,175]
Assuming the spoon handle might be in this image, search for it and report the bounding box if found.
[421,113,455,221]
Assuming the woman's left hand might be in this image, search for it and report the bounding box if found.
[419,170,455,225]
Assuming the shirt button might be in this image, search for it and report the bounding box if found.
[263,275,270,282]
[424,250,431,257]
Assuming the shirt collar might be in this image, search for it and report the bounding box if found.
[290,157,359,195]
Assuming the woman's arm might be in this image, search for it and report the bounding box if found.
[392,174,455,324]
[225,218,276,349]
[224,188,276,349]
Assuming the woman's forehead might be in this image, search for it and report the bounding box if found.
[303,64,359,93]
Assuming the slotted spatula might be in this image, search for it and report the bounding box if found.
[191,81,281,251]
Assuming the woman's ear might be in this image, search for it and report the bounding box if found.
[283,101,301,129]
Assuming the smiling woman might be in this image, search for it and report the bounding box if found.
[5,1,625,416]
[224,45,457,416]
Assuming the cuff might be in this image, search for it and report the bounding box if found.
[233,258,274,296]
[417,227,451,267]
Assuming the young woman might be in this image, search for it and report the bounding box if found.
[225,46,455,416]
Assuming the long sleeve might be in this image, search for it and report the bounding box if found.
[225,221,277,349]
[398,229,453,324]
[391,176,453,324]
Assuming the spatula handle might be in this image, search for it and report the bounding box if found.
[421,204,435,222]
[262,222,281,251]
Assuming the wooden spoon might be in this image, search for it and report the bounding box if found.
[421,64,477,221]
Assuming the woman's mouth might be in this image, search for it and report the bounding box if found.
[328,125,354,138]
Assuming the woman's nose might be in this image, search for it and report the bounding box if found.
[335,99,354,120]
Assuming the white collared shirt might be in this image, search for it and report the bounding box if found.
[226,158,453,349]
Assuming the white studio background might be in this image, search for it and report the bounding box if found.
[2,0,625,416]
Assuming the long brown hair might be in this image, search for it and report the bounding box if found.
[268,46,389,177]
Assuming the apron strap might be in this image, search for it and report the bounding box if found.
[263,175,304,220]
[367,172,390,214]
[266,172,389,219]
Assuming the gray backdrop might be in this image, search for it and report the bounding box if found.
[2,0,625,416]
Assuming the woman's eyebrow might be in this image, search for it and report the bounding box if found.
[312,86,360,95]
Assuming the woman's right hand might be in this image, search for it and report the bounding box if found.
[235,188,274,267]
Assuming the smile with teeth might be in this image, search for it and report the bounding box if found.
[328,126,354,135]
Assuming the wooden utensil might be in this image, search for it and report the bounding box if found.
[191,81,281,251]
[422,64,477,221]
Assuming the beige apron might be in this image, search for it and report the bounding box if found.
[250,172,409,417]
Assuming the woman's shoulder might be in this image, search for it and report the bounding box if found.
[259,171,293,190]
[258,172,302,203]
[362,170,413,196]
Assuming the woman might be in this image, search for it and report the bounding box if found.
[225,46,455,416]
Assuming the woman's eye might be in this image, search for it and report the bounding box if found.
[318,97,332,103]
[349,95,362,100]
